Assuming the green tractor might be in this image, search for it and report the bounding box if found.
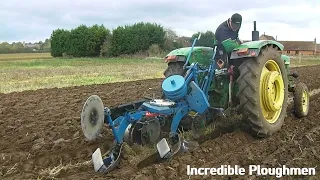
[80,21,310,174]
[163,21,309,137]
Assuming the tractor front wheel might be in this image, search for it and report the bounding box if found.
[163,61,190,130]
[163,62,186,77]
[293,82,309,118]
[236,45,288,137]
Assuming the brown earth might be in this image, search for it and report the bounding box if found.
[1,65,320,180]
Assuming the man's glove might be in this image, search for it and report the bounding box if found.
[236,38,243,44]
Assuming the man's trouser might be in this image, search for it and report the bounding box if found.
[214,43,230,69]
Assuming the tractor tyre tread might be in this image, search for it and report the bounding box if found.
[236,45,288,138]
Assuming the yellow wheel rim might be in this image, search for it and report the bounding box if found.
[260,60,285,123]
[302,90,308,112]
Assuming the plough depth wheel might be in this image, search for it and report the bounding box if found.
[81,95,105,141]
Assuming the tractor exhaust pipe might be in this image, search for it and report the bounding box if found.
[252,21,259,41]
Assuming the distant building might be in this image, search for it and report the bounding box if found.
[23,42,41,51]
[259,34,276,41]
[256,34,318,56]
[278,39,317,56]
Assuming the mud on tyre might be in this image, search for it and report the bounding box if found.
[236,45,288,137]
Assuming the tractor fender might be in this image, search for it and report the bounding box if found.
[230,40,284,60]
[164,46,214,63]
[281,54,290,65]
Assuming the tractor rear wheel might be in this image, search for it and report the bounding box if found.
[163,62,186,77]
[236,46,288,137]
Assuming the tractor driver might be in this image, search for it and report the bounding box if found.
[215,13,242,45]
[214,13,242,68]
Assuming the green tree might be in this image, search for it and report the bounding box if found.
[163,28,184,51]
[0,42,10,53]
[50,29,70,57]
[11,42,25,53]
[43,39,51,52]
[65,24,90,57]
[87,24,110,57]
[100,33,112,57]
[109,22,166,57]
[190,31,215,47]
[55,24,110,57]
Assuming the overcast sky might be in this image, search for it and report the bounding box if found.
[1,0,319,43]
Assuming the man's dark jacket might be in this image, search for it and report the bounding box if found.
[215,20,240,43]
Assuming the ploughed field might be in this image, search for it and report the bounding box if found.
[1,65,320,179]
